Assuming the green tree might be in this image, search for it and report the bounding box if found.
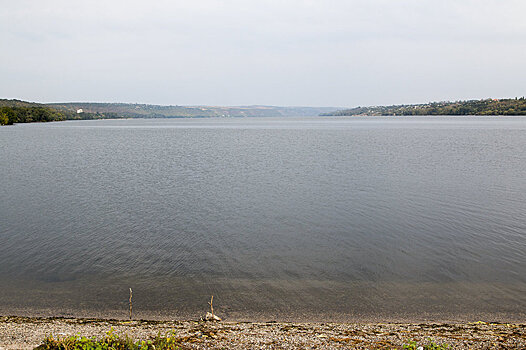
[0,111,9,125]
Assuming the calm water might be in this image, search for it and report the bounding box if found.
[1,117,525,321]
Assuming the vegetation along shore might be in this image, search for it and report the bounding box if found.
[322,97,526,116]
[0,316,525,349]
[0,99,337,125]
[2,97,526,126]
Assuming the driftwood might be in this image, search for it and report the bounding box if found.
[129,288,133,320]
[204,295,221,321]
[208,295,214,318]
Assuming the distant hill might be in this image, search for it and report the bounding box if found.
[322,98,526,116]
[48,102,340,118]
[0,99,126,125]
[0,99,91,125]
[0,99,340,125]
[0,99,43,108]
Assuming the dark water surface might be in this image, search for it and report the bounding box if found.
[1,117,525,321]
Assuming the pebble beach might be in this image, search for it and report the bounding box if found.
[1,316,525,349]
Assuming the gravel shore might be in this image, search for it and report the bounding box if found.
[1,316,525,349]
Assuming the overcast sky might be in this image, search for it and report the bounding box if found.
[1,0,525,107]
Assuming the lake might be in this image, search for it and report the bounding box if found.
[1,116,525,321]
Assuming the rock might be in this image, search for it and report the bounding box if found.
[204,312,221,321]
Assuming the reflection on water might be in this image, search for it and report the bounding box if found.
[1,117,525,320]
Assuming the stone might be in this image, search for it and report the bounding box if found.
[204,312,221,321]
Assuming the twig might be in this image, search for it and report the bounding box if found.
[129,288,133,320]
[208,295,214,318]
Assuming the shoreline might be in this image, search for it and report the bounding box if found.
[1,315,525,349]
[2,307,526,324]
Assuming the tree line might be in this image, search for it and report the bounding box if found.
[0,105,120,125]
[322,98,526,116]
